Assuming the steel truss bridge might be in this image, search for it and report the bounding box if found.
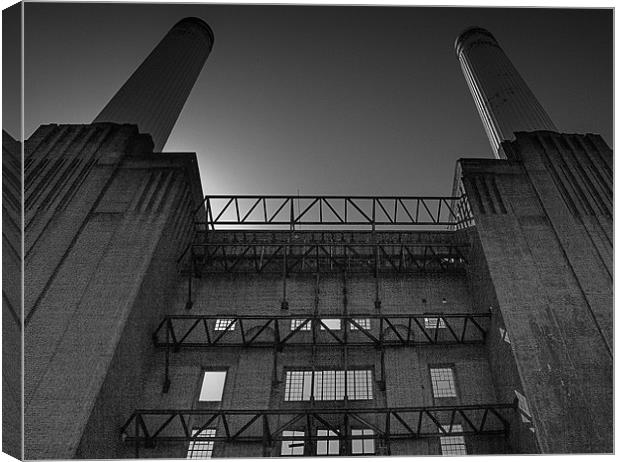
[121,403,517,457]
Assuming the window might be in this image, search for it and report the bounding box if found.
[199,371,227,401]
[320,319,341,330]
[440,424,466,455]
[424,317,446,329]
[284,370,373,401]
[316,430,339,455]
[187,428,216,459]
[430,367,457,398]
[351,429,375,455]
[215,318,236,331]
[291,319,311,331]
[350,318,371,330]
[281,431,305,456]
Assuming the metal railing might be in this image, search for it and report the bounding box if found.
[196,195,474,231]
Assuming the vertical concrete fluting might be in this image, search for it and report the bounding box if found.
[455,27,557,156]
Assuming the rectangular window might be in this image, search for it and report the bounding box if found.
[430,367,457,398]
[215,318,236,331]
[317,430,339,455]
[320,319,341,330]
[424,317,446,329]
[187,428,216,459]
[284,370,373,401]
[350,318,371,330]
[281,431,305,456]
[351,429,375,455]
[291,319,311,331]
[199,371,227,401]
[440,424,466,455]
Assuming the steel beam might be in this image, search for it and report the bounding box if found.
[121,403,517,447]
[196,195,473,230]
[152,313,490,349]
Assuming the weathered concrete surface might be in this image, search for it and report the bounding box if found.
[457,131,613,453]
[24,123,203,459]
[3,130,23,460]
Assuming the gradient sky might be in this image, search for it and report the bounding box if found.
[21,3,612,197]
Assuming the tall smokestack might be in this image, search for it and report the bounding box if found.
[94,17,214,152]
[455,27,557,157]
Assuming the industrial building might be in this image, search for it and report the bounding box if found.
[3,12,613,460]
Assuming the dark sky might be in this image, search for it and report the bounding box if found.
[21,3,612,196]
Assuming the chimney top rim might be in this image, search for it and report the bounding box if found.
[454,26,497,55]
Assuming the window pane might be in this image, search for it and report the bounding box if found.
[291,319,311,331]
[187,428,215,459]
[317,430,339,455]
[430,367,457,398]
[285,369,373,401]
[215,318,235,331]
[281,431,304,456]
[199,371,226,401]
[351,429,375,455]
[285,371,304,401]
[424,317,446,329]
[440,424,466,455]
[320,319,341,330]
[350,318,371,330]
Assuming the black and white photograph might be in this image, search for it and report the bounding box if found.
[1,1,615,459]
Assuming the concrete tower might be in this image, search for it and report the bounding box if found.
[455,27,557,156]
[94,17,214,151]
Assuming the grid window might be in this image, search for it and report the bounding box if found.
[440,424,466,455]
[284,370,373,401]
[351,429,375,455]
[187,428,216,459]
[281,431,305,456]
[284,371,313,401]
[199,371,227,401]
[320,319,341,330]
[430,367,457,398]
[317,430,339,455]
[424,317,446,329]
[291,319,311,331]
[215,318,236,331]
[347,370,373,400]
[350,318,371,330]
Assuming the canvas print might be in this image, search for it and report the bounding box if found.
[2,1,613,459]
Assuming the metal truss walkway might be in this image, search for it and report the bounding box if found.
[153,313,490,349]
[121,402,517,456]
[196,195,473,230]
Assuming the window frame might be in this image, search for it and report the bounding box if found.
[351,428,375,455]
[186,428,216,459]
[424,316,447,329]
[290,319,312,331]
[280,430,305,456]
[214,318,236,331]
[284,368,374,401]
[316,429,340,455]
[429,365,458,399]
[350,318,371,330]
[439,424,467,455]
[197,369,228,402]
